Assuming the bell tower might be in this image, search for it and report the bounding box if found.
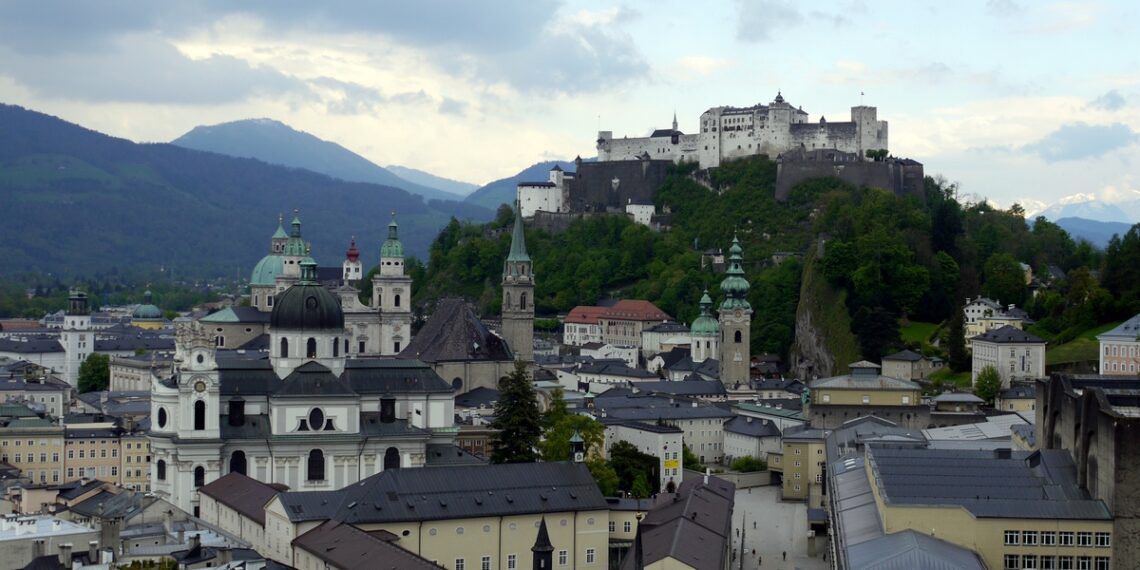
[718,236,752,386]
[372,212,412,355]
[61,290,92,387]
[501,203,534,361]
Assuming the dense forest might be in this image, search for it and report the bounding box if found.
[410,155,1140,363]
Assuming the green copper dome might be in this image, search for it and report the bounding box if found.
[132,291,163,320]
[380,213,404,259]
[283,211,308,257]
[251,254,285,286]
[691,289,719,337]
[719,236,752,311]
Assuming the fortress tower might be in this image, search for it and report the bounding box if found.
[501,203,535,361]
[718,237,752,386]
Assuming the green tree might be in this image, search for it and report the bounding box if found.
[587,457,619,496]
[78,353,110,393]
[682,444,705,472]
[946,308,970,372]
[631,472,652,498]
[609,440,660,495]
[489,361,542,464]
[982,253,1028,307]
[974,365,1002,404]
[540,414,605,462]
[542,388,569,431]
[730,455,767,472]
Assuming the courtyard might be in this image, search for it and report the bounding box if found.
[730,485,829,570]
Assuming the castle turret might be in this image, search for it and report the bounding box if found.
[718,236,752,386]
[371,212,412,355]
[501,203,534,362]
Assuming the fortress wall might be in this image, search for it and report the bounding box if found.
[775,159,925,201]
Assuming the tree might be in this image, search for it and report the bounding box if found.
[587,457,619,496]
[682,444,705,472]
[489,361,542,464]
[982,253,1028,307]
[730,455,767,472]
[631,473,652,498]
[946,308,970,372]
[541,388,569,431]
[540,414,605,462]
[609,441,660,495]
[78,353,110,393]
[974,365,1002,404]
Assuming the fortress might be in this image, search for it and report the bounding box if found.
[596,92,888,168]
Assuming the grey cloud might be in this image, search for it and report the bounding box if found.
[1088,90,1127,112]
[736,0,804,42]
[1023,122,1137,162]
[311,77,430,114]
[438,97,467,116]
[0,36,305,105]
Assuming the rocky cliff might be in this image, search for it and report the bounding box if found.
[790,241,860,379]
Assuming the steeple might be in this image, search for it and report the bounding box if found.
[672,110,678,132]
[501,201,534,362]
[271,213,288,254]
[719,235,752,312]
[283,209,308,258]
[381,211,404,260]
[532,517,554,570]
[345,238,360,263]
[299,257,319,285]
[506,201,530,265]
[718,235,752,386]
[343,237,362,283]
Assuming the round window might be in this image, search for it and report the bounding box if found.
[196,354,204,364]
[309,408,325,430]
[429,528,437,536]
[483,525,491,533]
[456,527,464,535]
[157,408,167,429]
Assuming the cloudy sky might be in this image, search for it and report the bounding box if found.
[2,0,1138,210]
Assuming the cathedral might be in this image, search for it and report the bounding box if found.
[150,207,534,515]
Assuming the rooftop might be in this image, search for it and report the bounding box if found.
[199,473,281,525]
[971,325,1046,344]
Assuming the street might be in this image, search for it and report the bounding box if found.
[730,485,828,570]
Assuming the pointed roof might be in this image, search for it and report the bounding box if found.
[507,202,530,263]
[532,517,554,553]
[397,299,513,362]
[272,213,289,239]
[551,164,563,172]
[345,237,360,263]
[381,211,404,259]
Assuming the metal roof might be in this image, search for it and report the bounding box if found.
[847,530,986,570]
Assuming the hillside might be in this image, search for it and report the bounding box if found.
[1054,217,1132,249]
[464,160,579,210]
[172,119,477,205]
[385,165,479,197]
[0,104,478,278]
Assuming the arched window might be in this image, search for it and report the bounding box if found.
[194,400,206,431]
[333,339,339,357]
[307,449,325,481]
[156,460,166,481]
[306,337,317,358]
[394,294,401,308]
[230,451,246,476]
[194,466,205,488]
[157,407,167,429]
[280,337,289,358]
[384,447,400,470]
[734,330,742,343]
[505,292,512,308]
[520,293,528,310]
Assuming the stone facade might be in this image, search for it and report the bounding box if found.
[501,205,534,362]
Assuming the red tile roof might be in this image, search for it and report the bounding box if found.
[602,300,671,322]
[565,306,610,325]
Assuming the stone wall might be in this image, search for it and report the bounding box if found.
[565,159,673,212]
[775,154,924,201]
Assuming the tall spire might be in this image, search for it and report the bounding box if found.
[507,201,530,263]
[719,235,751,311]
[532,517,554,570]
[672,110,678,132]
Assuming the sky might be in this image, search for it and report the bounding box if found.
[1,0,1138,211]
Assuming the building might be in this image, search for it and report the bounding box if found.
[1096,313,1140,375]
[770,424,827,505]
[501,204,535,362]
[626,476,734,570]
[594,392,733,465]
[149,259,458,515]
[109,354,174,393]
[721,416,781,462]
[0,514,102,569]
[717,237,751,387]
[563,307,608,347]
[579,343,638,369]
[689,291,719,364]
[398,298,516,394]
[997,383,1037,413]
[970,325,1047,387]
[0,413,65,486]
[517,165,567,218]
[880,349,943,381]
[963,297,1033,347]
[639,322,689,361]
[0,365,70,418]
[598,301,672,349]
[596,93,888,170]
[807,361,925,429]
[130,291,165,331]
[602,420,684,492]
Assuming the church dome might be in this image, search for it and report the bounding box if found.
[691,290,719,337]
[251,254,285,286]
[132,291,162,320]
[380,213,404,259]
[270,259,344,331]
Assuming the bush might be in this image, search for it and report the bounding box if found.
[730,455,767,472]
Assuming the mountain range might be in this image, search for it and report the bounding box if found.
[384,165,479,197]
[172,119,469,203]
[0,104,496,278]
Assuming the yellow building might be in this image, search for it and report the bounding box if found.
[130,291,165,330]
[0,417,65,485]
[119,431,151,492]
[808,361,924,429]
[776,425,827,506]
[996,384,1036,413]
[64,424,122,484]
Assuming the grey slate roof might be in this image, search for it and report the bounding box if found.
[847,530,986,570]
[212,356,453,397]
[722,415,781,438]
[643,321,689,334]
[199,473,280,525]
[810,373,920,391]
[932,392,985,404]
[0,337,63,354]
[633,380,726,397]
[294,520,443,570]
[454,387,499,409]
[634,476,734,570]
[423,444,486,467]
[869,446,1111,519]
[882,349,923,362]
[277,490,344,522]
[971,325,1046,344]
[1001,383,1036,400]
[398,298,513,362]
[595,393,735,421]
[751,377,805,394]
[576,361,657,379]
[275,362,356,397]
[1098,313,1140,340]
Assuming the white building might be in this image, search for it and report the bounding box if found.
[1097,313,1140,375]
[596,93,888,169]
[962,296,1033,347]
[624,200,655,227]
[722,416,782,462]
[517,165,569,218]
[970,325,1047,388]
[579,343,638,369]
[562,306,607,347]
[603,420,684,492]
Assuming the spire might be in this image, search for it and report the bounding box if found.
[290,209,302,238]
[507,201,530,263]
[719,235,751,311]
[345,237,360,262]
[699,289,712,315]
[672,110,678,132]
[272,213,288,240]
[388,210,399,240]
[532,517,554,554]
[299,257,319,285]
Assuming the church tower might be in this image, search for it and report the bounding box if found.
[61,290,92,387]
[718,236,752,386]
[371,212,412,355]
[501,203,534,361]
[532,518,554,570]
[342,238,362,284]
[690,289,720,363]
[280,210,308,285]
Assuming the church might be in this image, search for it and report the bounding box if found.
[149,208,535,515]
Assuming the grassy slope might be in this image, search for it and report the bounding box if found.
[900,320,939,345]
[1046,321,1121,365]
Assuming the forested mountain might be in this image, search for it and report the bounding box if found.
[0,104,485,278]
[463,160,579,210]
[1054,217,1133,249]
[172,118,473,204]
[417,157,1137,365]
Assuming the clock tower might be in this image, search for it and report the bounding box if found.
[501,203,535,361]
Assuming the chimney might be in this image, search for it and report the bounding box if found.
[88,540,98,563]
[703,468,710,485]
[32,539,45,559]
[58,543,73,567]
[190,533,201,550]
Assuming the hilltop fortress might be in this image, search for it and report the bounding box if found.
[596,92,888,168]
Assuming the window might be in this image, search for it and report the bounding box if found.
[455,559,465,570]
[306,337,317,358]
[507,555,517,570]
[307,449,325,481]
[1077,532,1093,547]
[194,400,206,430]
[1042,532,1057,546]
[1059,532,1074,546]
[1005,555,1020,570]
[1040,556,1057,570]
[609,521,615,533]
[1023,531,1038,546]
[1059,556,1073,570]
[1022,555,1037,569]
[1094,532,1110,547]
[586,548,596,564]
[862,395,871,404]
[1095,557,1110,570]
[67,468,74,478]
[194,466,205,487]
[822,394,831,403]
[624,521,632,533]
[902,396,911,405]
[280,337,289,358]
[558,550,568,566]
[481,556,491,570]
[734,331,742,343]
[1076,557,1091,570]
